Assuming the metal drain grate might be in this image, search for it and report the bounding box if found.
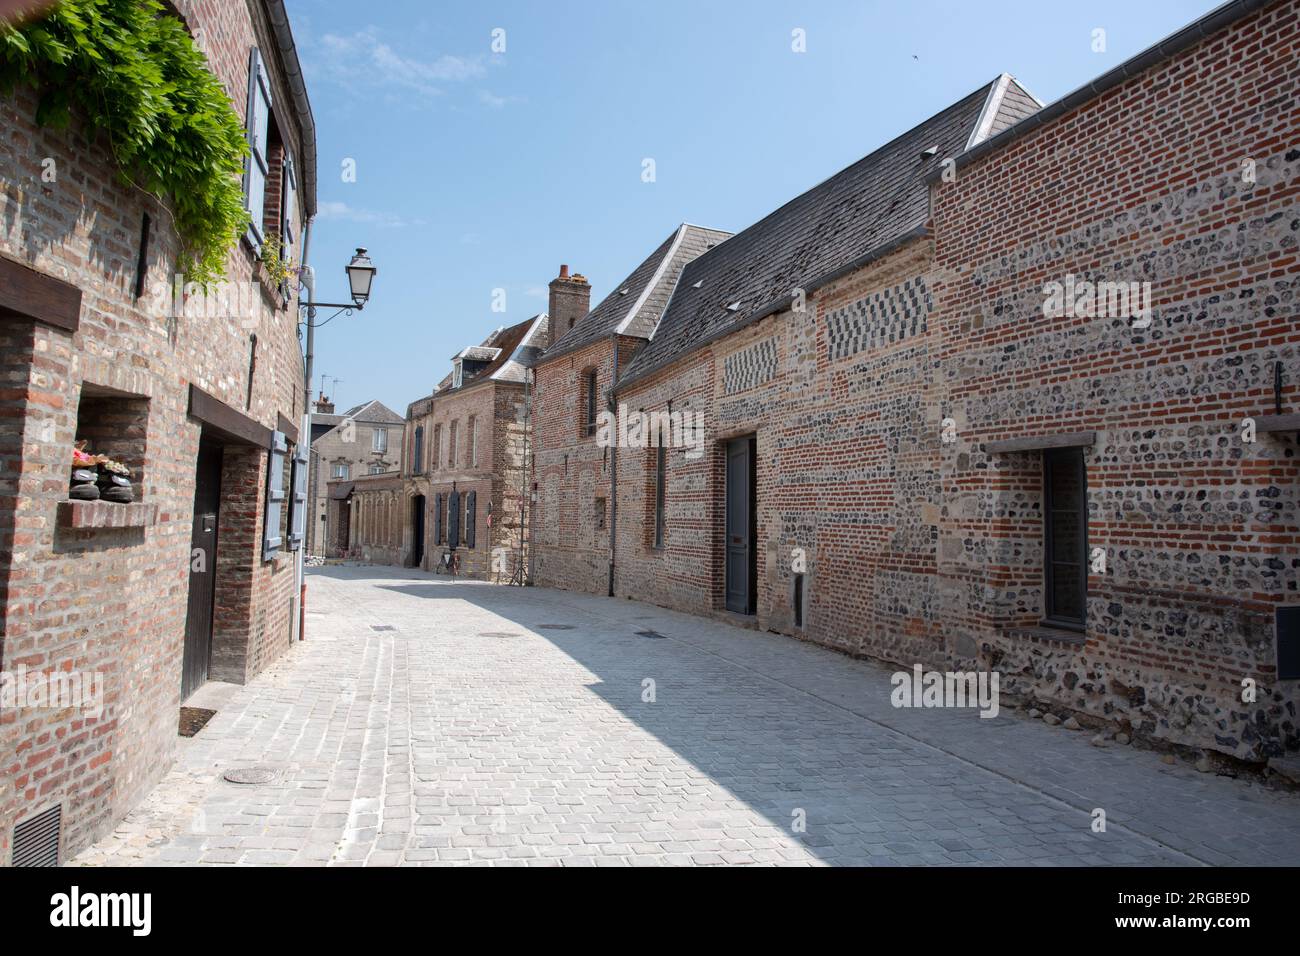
[635,630,667,639]
[12,805,60,867]
[370,624,396,632]
[223,767,278,785]
[536,624,575,630]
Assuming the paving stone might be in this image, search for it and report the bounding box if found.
[71,566,1300,868]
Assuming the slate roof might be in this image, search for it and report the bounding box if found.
[337,399,405,425]
[410,314,547,410]
[542,223,732,362]
[618,76,1038,387]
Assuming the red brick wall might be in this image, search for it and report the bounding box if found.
[928,0,1300,760]
[532,337,636,594]
[0,0,310,863]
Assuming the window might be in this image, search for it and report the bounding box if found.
[453,361,464,389]
[372,428,388,453]
[653,444,666,549]
[435,493,446,544]
[412,426,424,475]
[332,462,350,480]
[369,463,384,475]
[449,420,458,468]
[584,368,598,437]
[468,416,477,468]
[465,490,477,548]
[1043,447,1087,629]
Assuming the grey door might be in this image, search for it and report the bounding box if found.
[725,436,756,614]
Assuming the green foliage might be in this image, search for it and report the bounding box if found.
[0,0,251,283]
[259,232,295,290]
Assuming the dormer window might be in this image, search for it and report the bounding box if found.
[453,360,464,389]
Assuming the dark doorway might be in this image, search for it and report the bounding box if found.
[1043,446,1087,630]
[182,440,222,700]
[411,495,425,568]
[725,435,757,614]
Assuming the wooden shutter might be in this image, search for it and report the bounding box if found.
[287,437,308,551]
[244,48,272,251]
[465,490,476,548]
[264,430,287,559]
[434,493,444,544]
[281,153,297,263]
[448,490,461,548]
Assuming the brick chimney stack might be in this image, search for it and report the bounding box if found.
[315,392,335,415]
[546,264,591,350]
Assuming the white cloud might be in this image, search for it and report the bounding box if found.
[313,27,486,98]
[317,200,424,229]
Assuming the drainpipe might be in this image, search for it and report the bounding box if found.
[608,334,619,597]
[296,216,316,641]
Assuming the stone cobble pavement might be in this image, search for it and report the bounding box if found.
[74,565,1300,867]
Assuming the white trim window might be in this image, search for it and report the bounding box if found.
[372,428,388,453]
[332,462,350,480]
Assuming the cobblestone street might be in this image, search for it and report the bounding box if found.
[75,566,1300,867]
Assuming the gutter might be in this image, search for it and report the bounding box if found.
[263,0,317,217]
[614,224,930,395]
[927,0,1273,183]
[608,334,619,597]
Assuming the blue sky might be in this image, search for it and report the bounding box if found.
[286,0,1220,416]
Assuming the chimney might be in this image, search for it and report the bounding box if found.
[315,392,335,415]
[546,263,591,349]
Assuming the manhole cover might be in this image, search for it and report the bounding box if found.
[635,630,667,639]
[536,624,575,630]
[223,768,277,786]
[370,624,396,632]
[478,631,521,638]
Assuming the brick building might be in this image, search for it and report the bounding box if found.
[305,396,403,555]
[0,0,315,864]
[345,314,547,578]
[531,229,730,594]
[534,0,1300,765]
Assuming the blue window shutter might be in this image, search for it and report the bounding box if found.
[281,153,297,262]
[287,437,308,551]
[244,47,272,252]
[448,490,460,548]
[465,490,476,548]
[264,430,287,559]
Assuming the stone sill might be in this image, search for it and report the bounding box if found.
[58,500,157,530]
[1002,624,1087,647]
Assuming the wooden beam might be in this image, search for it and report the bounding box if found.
[0,257,81,333]
[1255,413,1300,433]
[277,412,300,445]
[985,431,1097,454]
[188,384,273,448]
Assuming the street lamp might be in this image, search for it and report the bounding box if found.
[295,245,379,640]
[345,247,376,308]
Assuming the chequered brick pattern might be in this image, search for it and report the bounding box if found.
[825,277,932,361]
[723,338,779,395]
